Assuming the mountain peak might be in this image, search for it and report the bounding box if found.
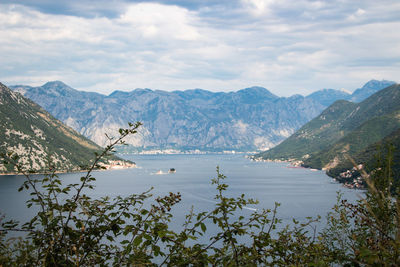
[40,81,78,97]
[42,80,69,88]
[361,79,395,89]
[236,86,279,101]
[306,88,351,107]
[351,79,396,102]
[108,90,130,97]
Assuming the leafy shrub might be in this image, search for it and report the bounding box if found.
[0,123,399,266]
[321,147,400,266]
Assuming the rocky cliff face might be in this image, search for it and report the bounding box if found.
[0,83,106,173]
[10,82,321,151]
[10,80,395,152]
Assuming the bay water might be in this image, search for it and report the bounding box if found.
[0,154,360,234]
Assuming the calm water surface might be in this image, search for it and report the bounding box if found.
[0,154,361,231]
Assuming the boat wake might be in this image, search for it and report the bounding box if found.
[152,170,167,175]
[189,193,257,211]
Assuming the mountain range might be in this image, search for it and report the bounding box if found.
[0,83,129,174]
[255,83,400,184]
[9,79,395,152]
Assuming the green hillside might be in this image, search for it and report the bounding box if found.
[0,82,129,174]
[303,111,400,169]
[327,127,400,182]
[255,83,400,171]
[255,100,356,160]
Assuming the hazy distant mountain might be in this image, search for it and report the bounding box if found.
[10,79,395,152]
[10,82,322,151]
[305,79,395,106]
[306,89,351,106]
[350,79,396,102]
[255,83,400,173]
[0,83,121,173]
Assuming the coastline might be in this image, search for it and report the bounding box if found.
[249,155,366,190]
[0,160,137,176]
[117,148,259,155]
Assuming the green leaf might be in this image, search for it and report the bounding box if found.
[140,209,149,215]
[120,240,130,245]
[200,222,207,233]
[133,236,142,246]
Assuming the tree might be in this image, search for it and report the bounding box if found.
[1,123,399,266]
[322,146,400,266]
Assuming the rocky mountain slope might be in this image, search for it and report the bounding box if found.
[10,80,394,152]
[255,83,400,174]
[10,82,322,151]
[0,83,128,174]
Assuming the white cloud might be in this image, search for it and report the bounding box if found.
[347,8,366,21]
[241,0,277,16]
[0,1,399,96]
[118,3,201,41]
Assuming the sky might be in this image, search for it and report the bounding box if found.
[0,0,399,96]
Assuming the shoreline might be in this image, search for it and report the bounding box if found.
[118,150,258,155]
[249,155,366,190]
[0,161,137,176]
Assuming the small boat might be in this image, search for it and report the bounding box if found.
[155,170,164,175]
[168,168,176,173]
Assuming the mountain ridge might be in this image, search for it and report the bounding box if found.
[9,79,395,152]
[10,82,323,151]
[255,83,400,185]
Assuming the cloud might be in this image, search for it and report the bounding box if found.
[241,0,277,16]
[119,3,201,40]
[0,1,399,96]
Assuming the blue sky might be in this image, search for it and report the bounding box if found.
[1,0,399,96]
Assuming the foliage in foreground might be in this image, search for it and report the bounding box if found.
[0,123,399,266]
[321,148,400,266]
